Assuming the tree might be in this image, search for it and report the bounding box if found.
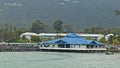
[107,35,114,44]
[18,37,30,43]
[55,34,63,39]
[112,39,119,46]
[53,20,64,33]
[84,26,110,34]
[31,20,45,33]
[99,37,106,44]
[8,28,27,42]
[64,24,73,33]
[116,35,120,43]
[31,36,41,43]
[85,37,93,40]
[40,38,53,42]
[0,23,17,42]
[0,23,29,42]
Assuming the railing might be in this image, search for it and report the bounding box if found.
[39,47,106,50]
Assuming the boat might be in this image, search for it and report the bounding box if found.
[105,52,114,55]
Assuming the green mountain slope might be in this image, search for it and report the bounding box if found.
[0,0,120,31]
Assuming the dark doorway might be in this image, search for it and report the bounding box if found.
[86,45,94,48]
[66,44,70,48]
[58,44,64,48]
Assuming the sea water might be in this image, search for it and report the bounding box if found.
[0,52,120,68]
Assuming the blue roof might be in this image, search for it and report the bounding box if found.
[42,33,103,45]
[88,40,103,45]
[65,33,81,38]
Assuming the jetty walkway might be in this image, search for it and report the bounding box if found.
[39,48,106,53]
[0,43,120,53]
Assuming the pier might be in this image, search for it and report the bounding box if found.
[39,48,106,53]
[0,43,120,53]
[0,43,39,52]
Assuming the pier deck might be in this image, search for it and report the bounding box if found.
[39,48,106,53]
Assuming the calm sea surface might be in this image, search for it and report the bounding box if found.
[0,52,120,68]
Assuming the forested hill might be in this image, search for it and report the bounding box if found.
[0,0,120,31]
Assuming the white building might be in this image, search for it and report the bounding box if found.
[38,33,104,41]
[20,32,104,41]
[38,33,67,39]
[20,32,39,40]
[105,34,114,41]
[78,34,104,41]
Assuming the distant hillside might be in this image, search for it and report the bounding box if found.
[0,0,120,31]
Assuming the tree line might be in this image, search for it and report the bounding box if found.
[84,26,120,46]
[1,19,120,45]
[31,19,73,33]
[0,19,73,43]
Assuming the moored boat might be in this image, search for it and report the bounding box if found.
[105,52,114,55]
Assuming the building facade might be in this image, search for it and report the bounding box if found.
[41,33,104,49]
[20,32,104,41]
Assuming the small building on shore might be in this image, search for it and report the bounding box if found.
[41,33,104,48]
[38,33,104,41]
[20,32,39,41]
[20,32,104,41]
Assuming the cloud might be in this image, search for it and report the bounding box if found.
[73,1,80,4]
[4,2,23,7]
[64,0,71,2]
[57,3,65,5]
